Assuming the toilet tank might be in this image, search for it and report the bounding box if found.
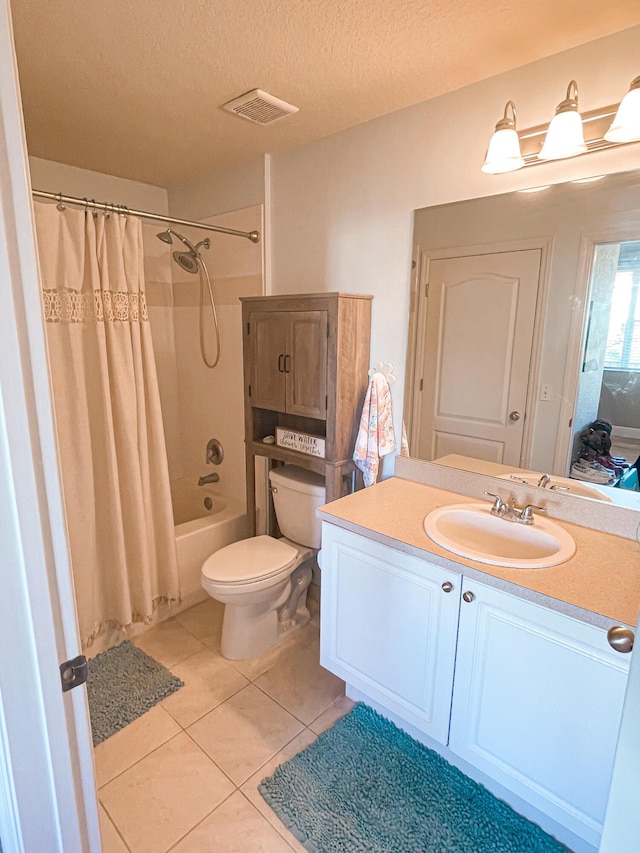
[268,465,326,548]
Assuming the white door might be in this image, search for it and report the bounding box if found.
[319,524,461,744]
[417,250,541,465]
[0,3,99,850]
[449,580,630,848]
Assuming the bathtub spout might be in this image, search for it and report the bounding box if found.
[198,472,220,486]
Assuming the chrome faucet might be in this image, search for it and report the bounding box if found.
[198,472,219,486]
[484,491,545,525]
[537,474,551,488]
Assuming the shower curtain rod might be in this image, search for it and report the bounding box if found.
[32,189,261,243]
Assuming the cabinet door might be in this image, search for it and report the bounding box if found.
[320,523,461,744]
[449,581,630,847]
[286,311,327,418]
[249,311,287,412]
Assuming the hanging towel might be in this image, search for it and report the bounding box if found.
[353,372,397,487]
[401,421,410,457]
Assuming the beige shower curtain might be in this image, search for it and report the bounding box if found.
[34,201,180,646]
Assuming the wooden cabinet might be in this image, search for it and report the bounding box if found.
[319,521,632,849]
[320,524,461,744]
[241,293,372,533]
[249,310,327,418]
[449,580,629,848]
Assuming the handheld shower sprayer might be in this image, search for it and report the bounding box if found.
[155,228,220,368]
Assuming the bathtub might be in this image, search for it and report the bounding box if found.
[171,478,248,607]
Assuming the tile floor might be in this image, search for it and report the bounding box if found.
[95,595,354,852]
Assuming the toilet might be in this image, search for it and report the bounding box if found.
[201,465,325,660]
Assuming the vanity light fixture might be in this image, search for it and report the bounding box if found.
[538,81,587,160]
[604,75,640,143]
[482,74,640,173]
[481,101,525,173]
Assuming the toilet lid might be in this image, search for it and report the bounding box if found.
[202,535,298,584]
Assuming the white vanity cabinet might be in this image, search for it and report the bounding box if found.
[319,521,632,850]
[449,580,630,847]
[319,523,461,744]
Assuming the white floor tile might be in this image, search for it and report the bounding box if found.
[94,704,181,788]
[100,732,234,853]
[161,647,249,727]
[187,684,304,786]
[255,643,345,724]
[174,598,224,649]
[99,803,129,853]
[133,619,205,668]
[308,695,356,735]
[241,729,317,853]
[169,791,294,852]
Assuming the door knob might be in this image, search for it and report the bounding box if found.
[607,626,634,653]
[441,581,454,593]
[509,411,521,421]
[462,591,475,603]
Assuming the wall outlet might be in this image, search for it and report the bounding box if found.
[540,383,552,402]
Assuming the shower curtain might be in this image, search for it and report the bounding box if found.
[34,201,180,646]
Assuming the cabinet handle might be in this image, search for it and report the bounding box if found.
[607,626,634,653]
[278,353,285,372]
[283,353,291,373]
[441,581,454,593]
[462,591,475,603]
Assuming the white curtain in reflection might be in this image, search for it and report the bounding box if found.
[34,202,180,646]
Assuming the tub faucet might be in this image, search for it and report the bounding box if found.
[198,472,219,486]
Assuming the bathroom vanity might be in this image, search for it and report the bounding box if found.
[317,474,639,853]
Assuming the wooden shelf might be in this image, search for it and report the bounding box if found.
[241,293,372,535]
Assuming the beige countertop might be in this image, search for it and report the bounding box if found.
[317,477,640,629]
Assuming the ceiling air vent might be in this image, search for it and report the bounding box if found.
[221,89,299,125]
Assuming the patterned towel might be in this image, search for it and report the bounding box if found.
[353,373,396,486]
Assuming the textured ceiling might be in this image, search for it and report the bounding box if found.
[10,0,640,187]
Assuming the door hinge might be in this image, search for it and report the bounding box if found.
[60,654,88,693]
[248,384,252,398]
[419,378,424,391]
[246,322,250,335]
[325,394,328,409]
[425,282,429,298]
[326,324,330,338]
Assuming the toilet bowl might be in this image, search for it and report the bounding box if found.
[201,465,325,660]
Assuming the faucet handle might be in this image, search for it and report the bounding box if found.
[519,504,545,524]
[484,491,507,514]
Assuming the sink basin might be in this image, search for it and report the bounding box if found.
[497,472,613,503]
[423,503,576,569]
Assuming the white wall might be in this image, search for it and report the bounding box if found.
[28,157,168,213]
[168,157,266,220]
[268,25,640,479]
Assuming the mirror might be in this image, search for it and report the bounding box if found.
[405,168,640,509]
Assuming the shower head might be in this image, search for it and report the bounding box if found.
[172,251,200,274]
[157,229,210,274]
[156,228,198,253]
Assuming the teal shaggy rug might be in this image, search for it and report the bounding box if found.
[259,703,569,853]
[87,641,183,746]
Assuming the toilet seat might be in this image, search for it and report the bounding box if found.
[202,535,298,587]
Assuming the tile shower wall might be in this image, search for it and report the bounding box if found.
[143,224,183,481]
[171,205,264,508]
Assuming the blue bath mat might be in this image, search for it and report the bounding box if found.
[87,641,183,746]
[259,703,569,852]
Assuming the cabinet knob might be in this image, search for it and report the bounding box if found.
[607,626,634,654]
[441,581,454,593]
[462,591,475,603]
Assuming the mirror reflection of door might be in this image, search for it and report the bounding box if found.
[414,250,541,465]
[573,239,640,479]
